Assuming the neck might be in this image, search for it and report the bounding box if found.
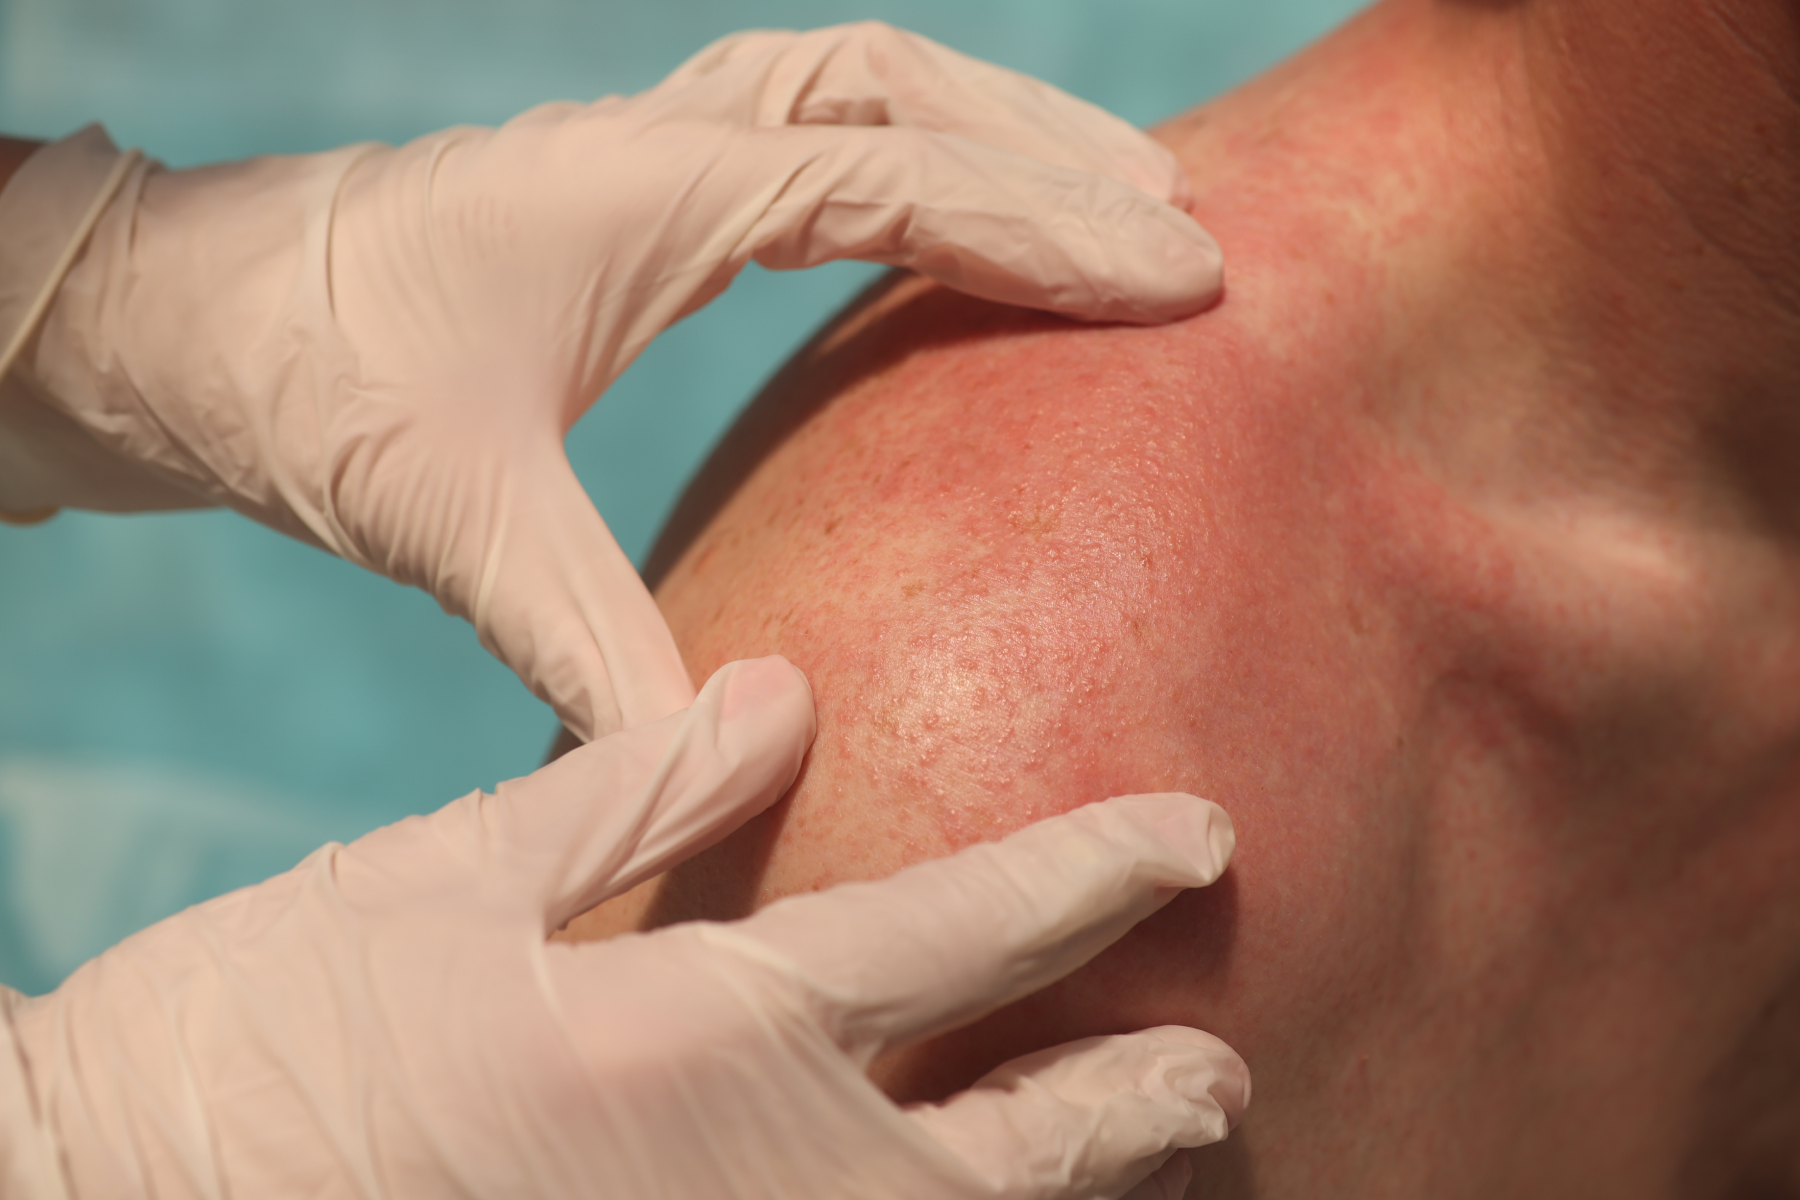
[1169,0,1800,526]
[1519,0,1800,328]
[1462,0,1800,526]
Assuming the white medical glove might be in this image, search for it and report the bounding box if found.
[0,657,1248,1200]
[0,21,1222,741]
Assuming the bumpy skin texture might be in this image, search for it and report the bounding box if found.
[568,0,1800,1194]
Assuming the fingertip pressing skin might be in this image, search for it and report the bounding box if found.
[717,654,817,731]
[1103,794,1237,886]
[1144,1025,1251,1129]
[1099,202,1225,323]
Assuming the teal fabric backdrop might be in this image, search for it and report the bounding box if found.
[0,0,1363,993]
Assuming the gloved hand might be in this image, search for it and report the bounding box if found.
[0,21,1223,741]
[0,657,1248,1200]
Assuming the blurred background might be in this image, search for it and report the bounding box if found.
[0,0,1363,993]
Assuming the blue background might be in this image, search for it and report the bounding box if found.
[0,0,1363,993]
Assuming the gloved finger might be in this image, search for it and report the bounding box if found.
[741,124,1217,323]
[646,22,1193,208]
[435,656,813,928]
[472,449,696,741]
[680,122,1219,327]
[321,404,690,740]
[723,793,1235,1064]
[905,1026,1249,1200]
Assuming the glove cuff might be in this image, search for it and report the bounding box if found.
[0,126,142,385]
[0,987,71,1200]
[0,128,217,518]
[0,126,143,522]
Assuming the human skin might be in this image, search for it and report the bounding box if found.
[562,0,1800,1194]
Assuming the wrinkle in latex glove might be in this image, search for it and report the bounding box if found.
[1,658,1249,1200]
[10,22,1222,742]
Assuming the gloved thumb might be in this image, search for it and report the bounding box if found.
[419,656,815,929]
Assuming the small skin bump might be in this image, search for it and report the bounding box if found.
[1008,507,1062,537]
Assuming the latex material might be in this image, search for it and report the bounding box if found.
[0,132,139,383]
[0,22,1223,742]
[0,657,1247,1200]
[0,128,201,520]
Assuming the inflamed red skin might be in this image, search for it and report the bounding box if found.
[562,0,1800,1194]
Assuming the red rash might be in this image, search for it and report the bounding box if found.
[567,1,1800,1194]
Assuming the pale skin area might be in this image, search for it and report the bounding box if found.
[559,0,1797,1192]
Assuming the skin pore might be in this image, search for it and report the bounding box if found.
[562,0,1800,1194]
